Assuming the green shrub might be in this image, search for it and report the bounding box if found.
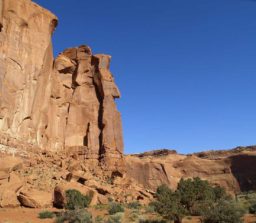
[139,220,166,223]
[94,203,108,210]
[212,186,228,201]
[127,201,141,209]
[95,216,104,223]
[55,209,92,223]
[249,203,256,214]
[145,203,156,213]
[65,189,91,210]
[202,200,245,223]
[236,191,256,213]
[107,212,124,223]
[108,202,124,215]
[128,209,140,221]
[108,197,114,202]
[38,210,55,219]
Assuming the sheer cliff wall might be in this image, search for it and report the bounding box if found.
[0,0,124,172]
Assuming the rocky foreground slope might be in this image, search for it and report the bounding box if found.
[0,0,255,210]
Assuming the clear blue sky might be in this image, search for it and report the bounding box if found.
[34,0,256,154]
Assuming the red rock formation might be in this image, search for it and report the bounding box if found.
[0,0,124,173]
[126,147,256,194]
[3,0,256,207]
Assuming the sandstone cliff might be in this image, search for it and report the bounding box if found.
[126,146,256,194]
[0,0,124,173]
[0,0,255,210]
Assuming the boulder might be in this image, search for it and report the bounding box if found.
[0,173,23,208]
[0,156,23,172]
[18,189,52,208]
[0,170,9,181]
[0,189,20,208]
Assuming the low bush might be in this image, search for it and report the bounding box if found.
[65,189,91,210]
[202,200,245,223]
[38,210,55,219]
[55,209,92,223]
[139,220,166,223]
[145,203,156,213]
[107,212,124,223]
[128,210,139,221]
[108,202,124,215]
[236,191,256,212]
[94,204,108,210]
[127,201,141,209]
[249,203,256,214]
[95,216,104,223]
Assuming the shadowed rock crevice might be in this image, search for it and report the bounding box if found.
[83,122,90,147]
[91,57,104,157]
[230,155,256,192]
[50,18,58,34]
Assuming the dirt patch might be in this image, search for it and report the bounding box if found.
[0,208,57,223]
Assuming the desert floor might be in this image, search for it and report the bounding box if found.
[0,208,256,223]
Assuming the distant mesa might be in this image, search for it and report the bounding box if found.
[131,149,177,158]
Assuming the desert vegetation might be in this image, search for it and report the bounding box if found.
[151,177,245,223]
[65,189,92,210]
[38,210,55,219]
[35,180,256,223]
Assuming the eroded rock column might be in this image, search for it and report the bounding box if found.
[0,0,125,174]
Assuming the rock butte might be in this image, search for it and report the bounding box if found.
[0,0,124,173]
[0,0,256,209]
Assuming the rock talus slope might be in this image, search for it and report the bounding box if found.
[0,0,124,172]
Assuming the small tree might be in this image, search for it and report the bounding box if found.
[249,202,256,214]
[127,201,141,209]
[153,178,231,223]
[153,185,186,223]
[178,177,215,214]
[212,186,227,201]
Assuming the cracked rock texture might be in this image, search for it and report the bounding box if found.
[0,0,124,172]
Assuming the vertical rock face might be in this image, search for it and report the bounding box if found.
[0,0,124,173]
[48,47,125,172]
[0,0,57,145]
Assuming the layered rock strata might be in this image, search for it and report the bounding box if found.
[126,147,256,194]
[0,0,124,172]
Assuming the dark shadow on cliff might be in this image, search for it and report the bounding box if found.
[230,154,256,192]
